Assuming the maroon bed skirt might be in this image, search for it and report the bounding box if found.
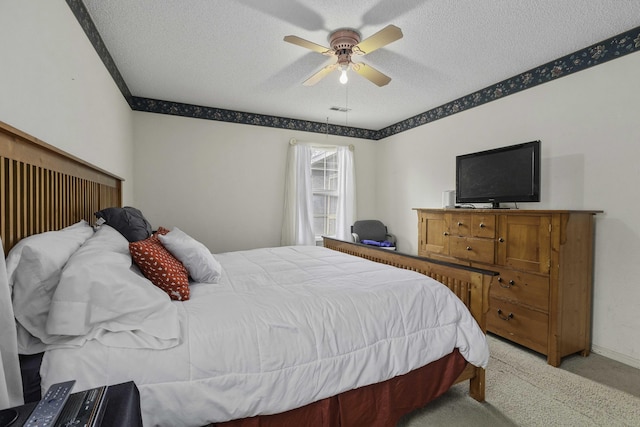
[213,349,467,427]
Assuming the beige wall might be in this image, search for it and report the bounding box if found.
[0,1,135,203]
[375,51,640,368]
[132,112,376,253]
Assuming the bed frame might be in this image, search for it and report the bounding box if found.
[1,120,495,424]
[0,120,122,255]
[323,236,496,402]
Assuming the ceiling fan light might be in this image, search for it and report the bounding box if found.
[339,68,348,84]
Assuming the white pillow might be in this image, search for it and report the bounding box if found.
[45,224,180,349]
[6,220,94,354]
[158,227,222,283]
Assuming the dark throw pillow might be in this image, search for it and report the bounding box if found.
[95,206,153,242]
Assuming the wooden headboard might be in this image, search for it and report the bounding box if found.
[0,121,123,255]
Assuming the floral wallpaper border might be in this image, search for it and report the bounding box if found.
[67,0,132,101]
[129,97,379,140]
[68,1,640,141]
[376,25,640,140]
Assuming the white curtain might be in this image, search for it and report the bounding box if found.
[335,145,356,241]
[0,238,23,409]
[281,141,356,245]
[281,142,315,246]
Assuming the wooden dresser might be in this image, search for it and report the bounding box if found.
[414,208,601,366]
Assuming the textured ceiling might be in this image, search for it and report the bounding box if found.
[82,0,640,131]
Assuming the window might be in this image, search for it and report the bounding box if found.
[281,141,354,247]
[311,147,338,239]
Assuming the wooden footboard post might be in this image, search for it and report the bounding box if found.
[467,273,492,402]
[322,237,496,403]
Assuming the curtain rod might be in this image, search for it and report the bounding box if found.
[289,138,354,151]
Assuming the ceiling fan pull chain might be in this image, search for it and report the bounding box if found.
[345,84,349,127]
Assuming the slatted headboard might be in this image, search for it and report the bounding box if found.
[0,121,123,255]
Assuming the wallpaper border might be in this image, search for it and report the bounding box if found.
[66,0,132,101]
[376,26,640,140]
[68,1,640,141]
[129,97,379,140]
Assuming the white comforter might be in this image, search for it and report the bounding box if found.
[41,245,489,427]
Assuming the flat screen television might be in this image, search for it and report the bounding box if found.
[455,140,540,209]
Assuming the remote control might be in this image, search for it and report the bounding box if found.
[23,380,75,427]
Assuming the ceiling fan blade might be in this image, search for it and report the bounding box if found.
[352,24,403,55]
[284,35,333,55]
[351,62,391,87]
[303,63,338,86]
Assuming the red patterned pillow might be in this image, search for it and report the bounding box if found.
[155,226,171,236]
[129,228,190,301]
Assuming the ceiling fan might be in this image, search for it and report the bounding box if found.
[284,24,403,87]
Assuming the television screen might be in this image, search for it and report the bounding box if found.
[456,141,540,208]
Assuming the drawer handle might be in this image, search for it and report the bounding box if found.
[466,246,472,251]
[497,278,515,288]
[457,221,463,226]
[498,237,504,243]
[443,232,449,236]
[479,223,485,228]
[497,309,514,321]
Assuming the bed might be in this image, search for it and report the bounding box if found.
[0,120,495,427]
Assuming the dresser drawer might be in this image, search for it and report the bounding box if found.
[471,214,495,238]
[449,213,471,236]
[449,236,494,264]
[490,268,549,312]
[488,297,548,354]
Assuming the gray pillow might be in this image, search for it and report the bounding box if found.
[95,206,153,242]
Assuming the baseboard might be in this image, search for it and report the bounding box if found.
[591,345,640,370]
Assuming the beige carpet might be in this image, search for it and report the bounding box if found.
[399,335,640,426]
